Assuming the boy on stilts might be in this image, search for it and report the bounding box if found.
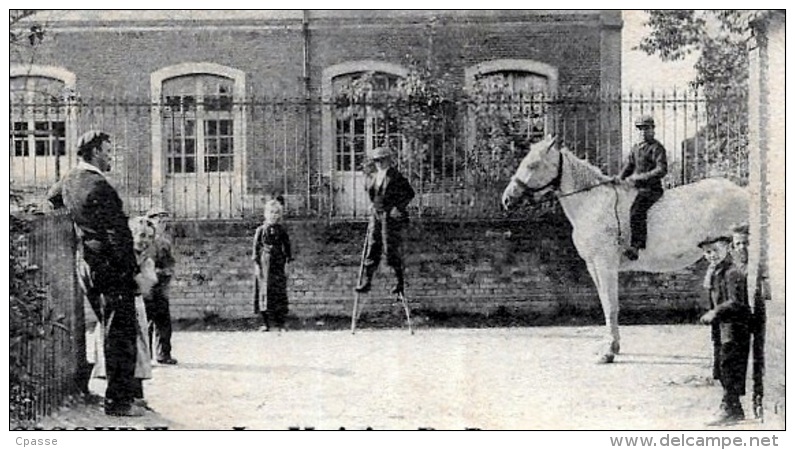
[354,147,415,295]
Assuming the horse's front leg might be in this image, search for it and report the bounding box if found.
[594,262,620,363]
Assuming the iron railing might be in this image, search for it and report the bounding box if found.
[10,90,748,219]
[9,211,85,425]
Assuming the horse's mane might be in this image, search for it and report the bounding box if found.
[559,147,611,190]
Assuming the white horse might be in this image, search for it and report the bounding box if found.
[502,136,749,363]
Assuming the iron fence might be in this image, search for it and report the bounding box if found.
[10,90,748,220]
[9,211,85,425]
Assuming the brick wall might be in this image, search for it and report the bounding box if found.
[167,214,707,321]
[13,12,624,217]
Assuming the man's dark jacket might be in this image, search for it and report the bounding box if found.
[48,166,139,297]
[367,167,415,215]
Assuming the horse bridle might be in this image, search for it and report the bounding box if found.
[510,149,564,201]
[509,146,623,241]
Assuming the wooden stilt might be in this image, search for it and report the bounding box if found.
[351,230,369,334]
[397,291,413,335]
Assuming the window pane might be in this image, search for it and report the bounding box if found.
[185,120,195,137]
[219,156,233,172]
[206,120,217,136]
[185,157,195,173]
[166,121,180,138]
[11,122,29,157]
[342,154,351,171]
[206,138,218,155]
[206,156,218,172]
[184,139,195,155]
[354,136,365,169]
[173,158,183,173]
[219,120,232,136]
[182,96,195,111]
[14,140,28,157]
[165,96,181,109]
[219,138,232,154]
[354,118,365,135]
[35,140,48,156]
[52,121,65,137]
[206,95,232,111]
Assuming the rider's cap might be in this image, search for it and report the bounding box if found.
[697,235,732,249]
[370,147,393,160]
[634,115,655,128]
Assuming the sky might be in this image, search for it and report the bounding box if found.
[621,10,699,92]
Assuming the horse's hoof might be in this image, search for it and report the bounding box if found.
[598,353,615,364]
[611,341,621,355]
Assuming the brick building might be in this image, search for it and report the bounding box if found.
[11,10,623,218]
[11,10,704,321]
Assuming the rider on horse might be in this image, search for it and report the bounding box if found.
[616,115,668,261]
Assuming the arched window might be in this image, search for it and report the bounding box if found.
[466,59,558,148]
[9,66,76,186]
[151,63,246,218]
[161,74,235,174]
[464,60,559,184]
[332,71,404,173]
[322,61,409,217]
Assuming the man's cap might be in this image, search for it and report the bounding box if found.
[370,147,393,160]
[77,130,110,154]
[732,223,749,235]
[146,207,170,218]
[697,235,732,249]
[634,115,655,128]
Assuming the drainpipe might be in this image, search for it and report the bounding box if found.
[302,10,312,212]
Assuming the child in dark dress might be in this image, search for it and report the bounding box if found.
[252,198,292,331]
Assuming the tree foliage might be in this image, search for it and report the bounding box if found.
[636,10,777,184]
[636,10,774,92]
[332,56,461,186]
[10,10,45,46]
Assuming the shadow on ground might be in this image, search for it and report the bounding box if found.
[174,305,704,332]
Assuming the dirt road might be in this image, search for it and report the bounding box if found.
[40,325,783,430]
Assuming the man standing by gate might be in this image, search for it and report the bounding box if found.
[48,130,152,416]
[355,147,415,295]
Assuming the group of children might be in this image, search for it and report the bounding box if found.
[90,208,177,409]
[697,223,756,426]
